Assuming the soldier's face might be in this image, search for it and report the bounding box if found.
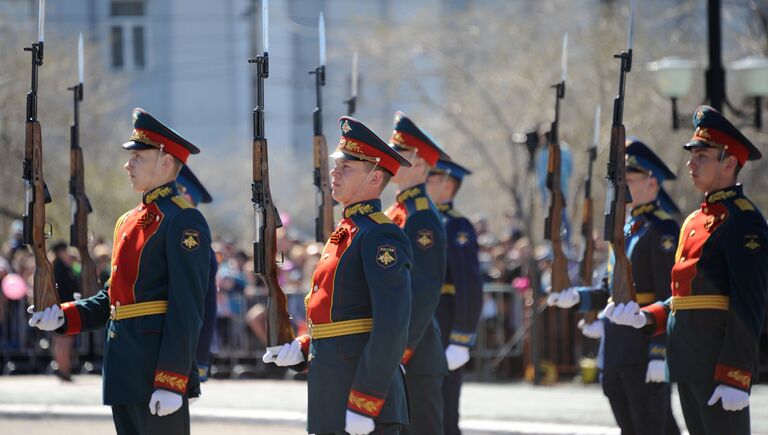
[330,158,378,205]
[686,148,736,192]
[425,174,450,203]
[626,172,657,206]
[124,149,160,192]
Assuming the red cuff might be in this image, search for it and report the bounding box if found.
[347,389,385,417]
[60,302,82,335]
[153,370,189,394]
[297,334,311,359]
[401,348,414,365]
[714,364,752,391]
[643,303,668,337]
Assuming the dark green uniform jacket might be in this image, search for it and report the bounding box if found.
[300,199,413,433]
[59,182,211,405]
[385,184,448,375]
[643,185,768,391]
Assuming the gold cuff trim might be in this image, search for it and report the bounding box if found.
[310,318,373,339]
[635,292,657,305]
[671,295,729,312]
[110,300,168,321]
[441,284,456,295]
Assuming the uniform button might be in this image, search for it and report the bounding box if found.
[675,282,680,289]
[703,207,708,213]
[313,285,319,293]
[689,229,696,237]
[156,216,160,222]
[350,227,357,233]
[113,265,118,272]
[323,254,329,260]
[719,214,725,220]
[122,232,128,240]
[680,257,686,262]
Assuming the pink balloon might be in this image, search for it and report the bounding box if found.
[2,273,28,301]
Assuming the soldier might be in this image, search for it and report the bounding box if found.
[383,112,449,435]
[28,108,211,435]
[606,106,768,435]
[425,159,483,435]
[264,116,413,435]
[176,165,217,383]
[548,139,681,435]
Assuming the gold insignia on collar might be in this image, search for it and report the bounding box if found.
[376,245,397,268]
[745,234,760,250]
[631,203,655,217]
[417,229,433,249]
[145,186,173,203]
[707,189,736,203]
[341,120,352,134]
[181,230,200,251]
[344,203,374,218]
[397,186,422,203]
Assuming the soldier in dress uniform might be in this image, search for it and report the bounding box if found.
[29,108,212,435]
[384,111,449,435]
[264,116,413,435]
[425,159,483,435]
[549,139,681,435]
[176,165,217,383]
[606,106,768,435]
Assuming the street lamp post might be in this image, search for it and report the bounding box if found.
[648,0,768,130]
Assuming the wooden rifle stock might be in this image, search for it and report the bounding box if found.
[27,121,59,310]
[605,124,635,303]
[253,137,295,347]
[313,134,333,242]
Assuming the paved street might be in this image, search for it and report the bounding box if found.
[1,375,767,434]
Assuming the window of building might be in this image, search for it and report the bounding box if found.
[110,0,146,71]
[111,26,124,68]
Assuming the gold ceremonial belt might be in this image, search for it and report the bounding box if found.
[309,318,373,339]
[441,284,456,295]
[671,295,730,312]
[110,301,168,321]
[635,293,656,305]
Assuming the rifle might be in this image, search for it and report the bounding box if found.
[250,0,294,350]
[543,33,570,294]
[344,51,358,116]
[69,34,99,298]
[311,12,333,243]
[603,0,636,304]
[22,0,58,310]
[580,105,600,323]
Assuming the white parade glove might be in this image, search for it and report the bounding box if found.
[645,360,666,383]
[546,287,581,309]
[149,390,183,416]
[27,305,64,331]
[577,318,604,339]
[345,410,375,434]
[445,344,470,371]
[603,301,646,329]
[262,340,304,366]
[707,385,750,411]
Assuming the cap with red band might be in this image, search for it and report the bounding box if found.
[331,116,411,176]
[122,108,200,164]
[684,105,761,165]
[389,111,450,167]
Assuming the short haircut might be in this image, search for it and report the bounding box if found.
[363,161,392,191]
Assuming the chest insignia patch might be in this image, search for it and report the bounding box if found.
[456,231,469,246]
[744,234,761,251]
[660,235,676,252]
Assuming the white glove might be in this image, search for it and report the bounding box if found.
[546,287,581,309]
[262,340,304,366]
[645,360,666,383]
[149,390,183,416]
[345,410,375,434]
[577,318,604,339]
[708,385,750,411]
[27,305,64,331]
[603,301,646,329]
[445,344,470,371]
